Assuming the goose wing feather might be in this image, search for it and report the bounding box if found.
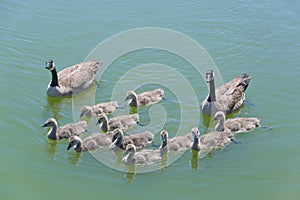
[57,61,102,90]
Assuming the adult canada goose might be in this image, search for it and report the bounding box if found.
[42,118,87,140]
[80,101,119,118]
[44,60,102,97]
[159,130,194,154]
[125,89,164,107]
[213,111,260,133]
[110,129,154,150]
[201,70,252,116]
[96,113,139,132]
[122,144,161,165]
[67,131,115,152]
[191,127,234,152]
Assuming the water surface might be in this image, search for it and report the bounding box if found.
[0,1,299,199]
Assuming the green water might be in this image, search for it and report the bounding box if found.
[1,1,299,199]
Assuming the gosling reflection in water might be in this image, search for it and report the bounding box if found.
[190,149,199,170]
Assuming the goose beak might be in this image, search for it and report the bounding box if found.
[45,62,52,70]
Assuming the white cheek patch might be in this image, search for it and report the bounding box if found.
[49,66,55,71]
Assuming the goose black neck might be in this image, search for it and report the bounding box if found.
[208,79,216,102]
[50,68,60,87]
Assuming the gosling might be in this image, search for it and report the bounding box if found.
[110,129,154,150]
[67,130,116,152]
[214,111,260,133]
[42,118,87,140]
[96,113,139,132]
[191,127,234,152]
[80,101,119,118]
[122,144,161,165]
[125,89,164,107]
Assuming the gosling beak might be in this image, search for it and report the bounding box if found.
[124,95,130,101]
[67,143,73,150]
[96,120,102,127]
[41,123,48,128]
[79,112,84,118]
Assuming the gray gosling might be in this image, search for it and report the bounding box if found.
[125,89,164,107]
[191,127,234,152]
[110,129,154,150]
[122,144,161,165]
[97,113,139,132]
[42,118,87,140]
[214,111,260,133]
[159,130,194,154]
[67,130,115,152]
[44,60,102,97]
[80,101,119,118]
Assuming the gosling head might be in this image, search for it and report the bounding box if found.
[160,130,168,144]
[125,90,137,101]
[67,136,81,151]
[80,106,94,118]
[111,129,124,143]
[191,127,200,139]
[124,143,136,154]
[96,114,108,125]
[45,60,55,71]
[213,111,225,121]
[42,118,58,128]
